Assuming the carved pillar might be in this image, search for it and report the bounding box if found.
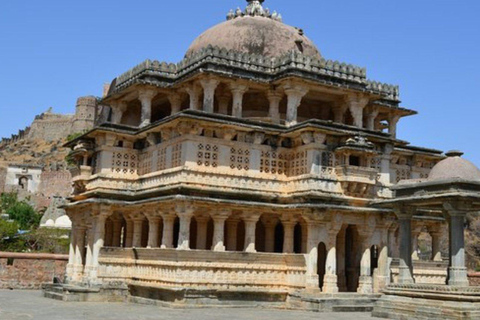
[67,224,77,280]
[396,209,415,284]
[346,95,369,128]
[124,216,133,248]
[168,93,183,115]
[284,84,308,126]
[389,114,401,138]
[211,210,231,251]
[200,78,220,113]
[336,227,347,292]
[366,108,380,131]
[267,91,283,124]
[357,236,373,293]
[83,225,95,283]
[230,83,248,118]
[281,215,296,254]
[110,101,127,124]
[263,216,278,253]
[87,208,110,284]
[176,203,194,250]
[131,214,145,248]
[376,227,391,292]
[185,84,201,111]
[112,219,122,247]
[195,215,209,250]
[243,214,260,253]
[226,218,239,251]
[146,212,162,248]
[444,202,469,287]
[333,101,347,124]
[217,94,230,115]
[138,89,157,127]
[323,232,339,293]
[73,227,86,282]
[160,213,176,249]
[304,221,321,291]
[430,228,443,262]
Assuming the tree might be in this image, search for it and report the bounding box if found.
[0,193,41,230]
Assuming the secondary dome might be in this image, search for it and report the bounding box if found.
[429,151,480,182]
[185,1,322,60]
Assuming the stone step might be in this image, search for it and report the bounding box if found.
[332,305,374,312]
[43,291,65,301]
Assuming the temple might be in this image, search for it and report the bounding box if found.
[49,1,480,318]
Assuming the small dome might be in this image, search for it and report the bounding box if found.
[185,9,321,60]
[429,151,480,182]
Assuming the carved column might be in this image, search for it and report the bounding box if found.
[83,224,95,283]
[138,89,157,127]
[333,101,347,124]
[226,218,240,251]
[230,83,248,118]
[429,225,443,262]
[323,216,343,293]
[444,202,469,287]
[211,210,231,252]
[124,215,133,248]
[336,227,347,292]
[267,91,283,124]
[145,212,162,248]
[67,224,77,281]
[110,101,127,124]
[411,224,422,261]
[73,227,86,282]
[195,214,209,250]
[396,208,415,284]
[200,78,220,113]
[281,214,296,254]
[168,92,183,115]
[243,213,260,253]
[389,114,401,138]
[185,84,201,111]
[176,203,194,250]
[160,213,176,249]
[366,107,380,131]
[284,84,308,126]
[217,94,230,115]
[131,213,145,248]
[112,219,123,247]
[346,95,369,128]
[88,207,110,284]
[262,216,278,253]
[376,227,391,292]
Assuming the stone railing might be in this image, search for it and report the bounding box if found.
[335,165,378,184]
[98,248,306,292]
[390,259,448,285]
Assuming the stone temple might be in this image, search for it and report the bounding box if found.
[46,1,480,318]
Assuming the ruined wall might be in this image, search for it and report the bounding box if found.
[0,253,68,289]
[27,112,74,142]
[0,167,6,194]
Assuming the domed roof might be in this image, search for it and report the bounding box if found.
[429,151,480,182]
[185,1,321,60]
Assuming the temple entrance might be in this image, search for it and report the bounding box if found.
[345,225,361,292]
[317,242,327,289]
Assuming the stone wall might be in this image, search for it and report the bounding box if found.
[468,272,480,286]
[0,167,6,194]
[27,112,74,142]
[0,252,68,289]
[39,170,72,198]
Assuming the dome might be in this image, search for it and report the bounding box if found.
[185,2,321,60]
[429,151,480,182]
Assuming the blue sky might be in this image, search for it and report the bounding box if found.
[1,0,479,163]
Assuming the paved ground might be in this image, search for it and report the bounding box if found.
[0,290,375,320]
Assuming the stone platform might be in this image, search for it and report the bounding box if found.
[372,284,480,320]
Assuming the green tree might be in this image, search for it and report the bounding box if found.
[0,219,18,241]
[6,201,40,230]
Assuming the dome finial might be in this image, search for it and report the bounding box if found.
[245,0,266,17]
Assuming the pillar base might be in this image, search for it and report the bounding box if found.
[213,244,226,252]
[305,274,320,290]
[357,275,373,294]
[448,267,469,287]
[397,266,415,284]
[322,274,339,293]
